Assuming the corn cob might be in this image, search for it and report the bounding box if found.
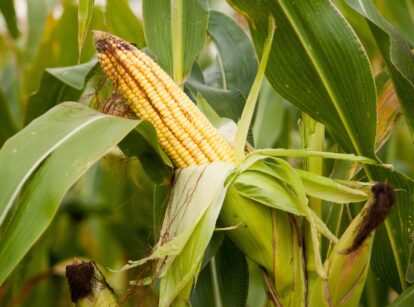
[93,31,236,168]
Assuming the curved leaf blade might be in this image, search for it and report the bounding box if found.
[1,102,106,225]
[0,102,139,285]
[0,0,20,38]
[190,239,249,307]
[207,10,258,97]
[78,0,95,58]
[227,0,377,157]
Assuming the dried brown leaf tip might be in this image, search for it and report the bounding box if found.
[347,182,396,253]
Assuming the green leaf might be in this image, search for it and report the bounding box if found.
[0,90,18,147]
[374,0,414,46]
[191,239,249,307]
[26,0,57,60]
[105,0,145,48]
[186,76,246,121]
[207,11,258,98]
[189,264,216,307]
[0,0,20,38]
[227,0,377,158]
[78,0,95,59]
[24,58,98,125]
[143,0,209,81]
[24,2,104,95]
[389,283,414,307]
[346,0,414,142]
[189,10,259,122]
[234,16,275,162]
[0,102,140,285]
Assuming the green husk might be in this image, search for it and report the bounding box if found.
[220,186,307,306]
[118,162,235,306]
[218,151,377,304]
[309,196,376,306]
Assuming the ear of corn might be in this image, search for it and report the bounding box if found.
[309,206,373,306]
[309,183,395,306]
[93,31,235,168]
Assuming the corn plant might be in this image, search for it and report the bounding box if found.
[0,0,414,306]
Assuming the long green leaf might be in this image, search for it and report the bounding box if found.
[0,0,20,38]
[0,102,140,285]
[186,10,258,122]
[206,10,258,97]
[346,0,414,142]
[186,74,245,121]
[373,0,414,46]
[234,170,304,216]
[78,0,95,59]
[26,0,56,60]
[227,0,377,158]
[24,2,103,95]
[234,16,275,162]
[190,239,249,307]
[142,0,209,80]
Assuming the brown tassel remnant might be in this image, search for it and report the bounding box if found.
[347,182,395,253]
[66,261,95,303]
[65,260,115,303]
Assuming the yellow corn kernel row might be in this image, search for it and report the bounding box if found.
[94,31,236,167]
